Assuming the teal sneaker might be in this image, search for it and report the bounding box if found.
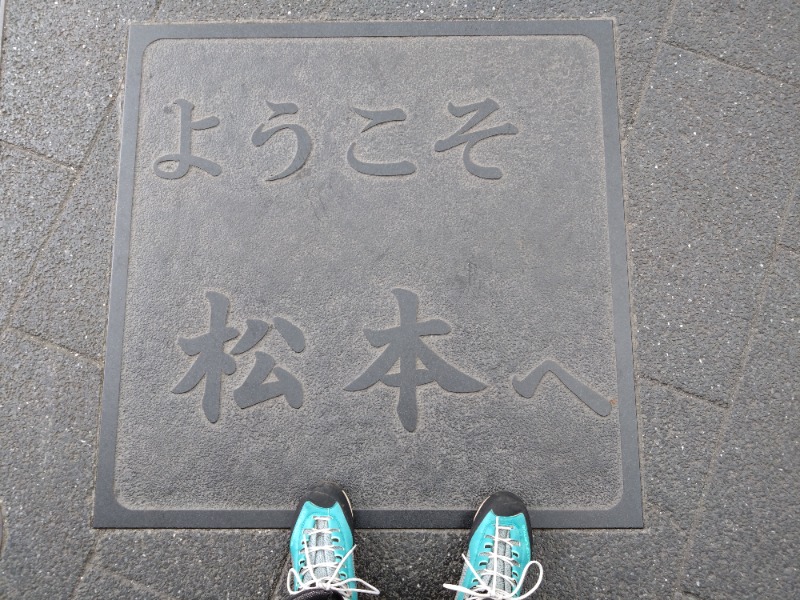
[287,483,379,599]
[444,492,543,600]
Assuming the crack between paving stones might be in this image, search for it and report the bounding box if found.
[664,41,799,89]
[0,498,6,561]
[674,168,800,596]
[269,549,293,600]
[7,326,103,369]
[1,88,121,337]
[151,0,165,18]
[0,0,7,87]
[623,0,679,143]
[777,241,800,256]
[637,374,730,409]
[68,534,100,600]
[0,137,76,171]
[98,565,180,600]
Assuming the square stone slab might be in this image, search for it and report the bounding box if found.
[95,21,642,529]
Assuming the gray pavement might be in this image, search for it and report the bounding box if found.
[0,1,798,599]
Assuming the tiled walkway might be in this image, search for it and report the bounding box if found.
[1,1,798,598]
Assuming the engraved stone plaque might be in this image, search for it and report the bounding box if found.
[95,21,642,529]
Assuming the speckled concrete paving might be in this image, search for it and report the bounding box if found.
[0,1,798,599]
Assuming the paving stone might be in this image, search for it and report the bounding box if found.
[0,0,155,164]
[502,0,673,129]
[352,513,687,599]
[782,189,800,253]
[155,0,329,20]
[625,46,798,404]
[0,143,74,325]
[11,113,118,360]
[669,0,800,86]
[354,530,466,600]
[637,380,724,529]
[683,249,800,599]
[327,0,501,20]
[0,500,5,560]
[95,530,288,599]
[536,512,687,599]
[0,329,101,599]
[72,567,175,600]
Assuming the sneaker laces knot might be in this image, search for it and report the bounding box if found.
[444,517,543,600]
[287,516,380,599]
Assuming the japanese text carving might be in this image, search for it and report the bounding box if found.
[434,98,518,179]
[347,107,416,176]
[154,99,222,179]
[154,98,519,183]
[346,288,485,432]
[172,291,305,423]
[252,101,312,181]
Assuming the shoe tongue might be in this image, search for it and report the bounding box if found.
[306,517,337,582]
[483,526,513,594]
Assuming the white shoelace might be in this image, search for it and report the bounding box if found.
[443,517,543,600]
[287,517,380,599]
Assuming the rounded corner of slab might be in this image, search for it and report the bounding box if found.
[605,490,645,529]
[572,20,615,54]
[92,490,139,529]
[128,24,179,58]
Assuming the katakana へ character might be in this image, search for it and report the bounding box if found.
[347,107,416,176]
[252,101,312,181]
[154,99,222,179]
[346,288,485,432]
[512,359,611,417]
[434,98,518,180]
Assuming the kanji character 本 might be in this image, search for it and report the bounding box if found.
[347,107,416,176]
[154,99,222,179]
[252,101,312,181]
[346,288,485,432]
[434,98,518,180]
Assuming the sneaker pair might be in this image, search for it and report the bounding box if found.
[287,484,543,600]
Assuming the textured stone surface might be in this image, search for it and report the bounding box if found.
[539,513,688,599]
[95,530,287,599]
[328,0,501,20]
[1,1,799,598]
[11,113,118,360]
[0,330,100,599]
[637,380,724,529]
[0,0,154,164]
[626,46,798,405]
[72,567,174,600]
[0,143,74,325]
[683,249,800,599]
[355,530,466,600]
[502,0,673,129]
[669,0,800,86]
[156,0,329,21]
[100,28,636,526]
[783,189,800,253]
